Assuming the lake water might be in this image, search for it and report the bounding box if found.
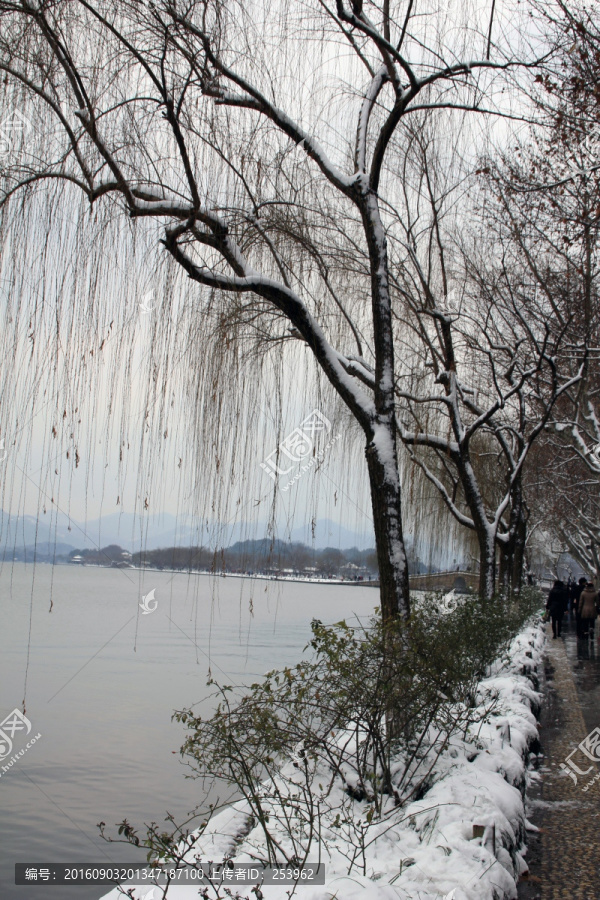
[0,563,377,899]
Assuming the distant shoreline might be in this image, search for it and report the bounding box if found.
[8,560,482,593]
[63,562,381,587]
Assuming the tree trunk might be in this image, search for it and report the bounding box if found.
[477,526,496,600]
[366,429,411,623]
[498,542,510,596]
[359,186,411,623]
[498,534,524,599]
[454,452,496,599]
[365,421,410,749]
[511,514,527,595]
[498,480,527,599]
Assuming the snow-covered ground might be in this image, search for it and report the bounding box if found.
[100,619,545,900]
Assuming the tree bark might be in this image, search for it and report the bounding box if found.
[358,184,411,623]
[498,480,527,599]
[366,430,411,623]
[451,451,497,599]
[477,527,496,600]
[511,514,527,595]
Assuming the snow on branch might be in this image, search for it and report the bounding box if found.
[161,229,376,425]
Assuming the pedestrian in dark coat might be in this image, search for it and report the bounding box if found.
[573,576,587,637]
[547,580,569,638]
[578,582,599,639]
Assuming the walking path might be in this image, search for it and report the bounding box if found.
[518,616,600,899]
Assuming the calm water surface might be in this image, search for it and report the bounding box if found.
[0,563,377,899]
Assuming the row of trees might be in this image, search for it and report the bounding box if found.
[68,539,442,576]
[0,0,598,621]
[68,539,382,574]
[519,2,600,583]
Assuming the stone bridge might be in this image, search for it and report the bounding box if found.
[408,570,479,594]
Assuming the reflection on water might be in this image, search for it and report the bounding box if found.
[0,563,377,900]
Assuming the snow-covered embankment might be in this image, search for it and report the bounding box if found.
[101,619,545,900]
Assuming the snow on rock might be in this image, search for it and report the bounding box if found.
[99,620,545,900]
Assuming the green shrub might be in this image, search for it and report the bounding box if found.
[173,588,542,865]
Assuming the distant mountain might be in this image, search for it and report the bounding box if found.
[0,512,79,552]
[0,511,376,554]
[1,541,78,563]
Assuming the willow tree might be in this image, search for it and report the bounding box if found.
[0,0,535,622]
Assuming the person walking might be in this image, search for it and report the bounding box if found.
[578,582,599,639]
[572,576,587,637]
[546,580,569,639]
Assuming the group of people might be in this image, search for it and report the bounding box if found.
[546,576,600,639]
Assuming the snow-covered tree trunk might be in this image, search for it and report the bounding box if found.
[361,188,410,621]
[366,431,410,622]
[498,519,527,597]
[498,480,527,598]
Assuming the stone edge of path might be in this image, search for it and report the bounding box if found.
[519,624,600,900]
